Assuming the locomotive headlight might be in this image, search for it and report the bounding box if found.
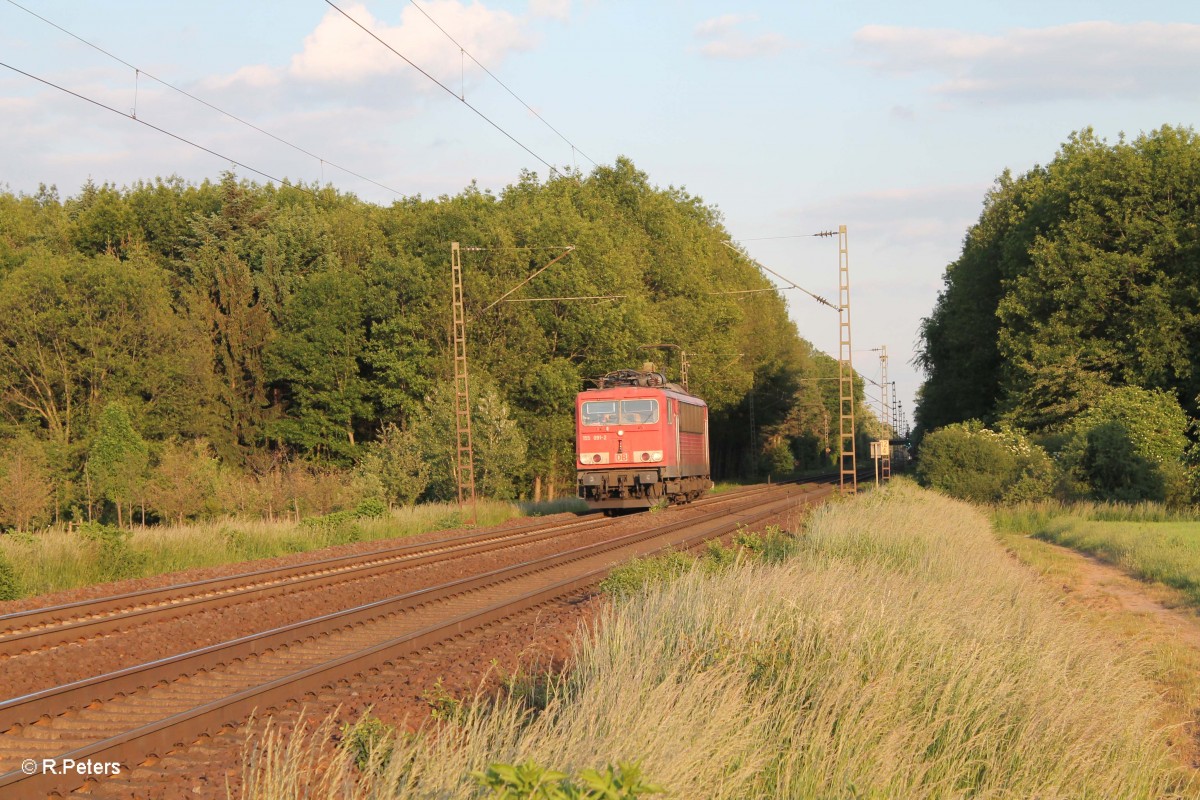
[635,451,663,463]
[579,452,610,464]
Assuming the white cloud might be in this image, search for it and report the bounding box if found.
[855,21,1200,103]
[695,14,753,38]
[212,1,534,92]
[694,13,795,60]
[529,0,570,22]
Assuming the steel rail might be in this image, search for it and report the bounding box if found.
[0,514,607,655]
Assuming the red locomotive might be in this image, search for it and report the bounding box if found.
[575,369,712,510]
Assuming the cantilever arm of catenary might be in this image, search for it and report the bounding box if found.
[481,246,577,312]
[721,240,837,311]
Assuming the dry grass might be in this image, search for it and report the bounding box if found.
[240,480,1192,799]
[0,501,521,598]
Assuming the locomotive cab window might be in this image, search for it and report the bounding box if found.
[581,401,618,426]
[582,399,659,425]
[620,398,659,424]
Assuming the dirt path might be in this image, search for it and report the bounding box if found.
[1048,541,1200,647]
[1004,534,1200,769]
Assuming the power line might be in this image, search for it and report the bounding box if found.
[3,0,405,197]
[407,0,597,168]
[503,294,626,303]
[323,0,563,178]
[736,232,838,241]
[0,60,314,195]
[704,286,801,296]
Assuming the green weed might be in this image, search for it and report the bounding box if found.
[423,678,465,723]
[471,760,664,800]
[340,713,395,772]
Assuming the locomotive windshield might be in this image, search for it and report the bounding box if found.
[581,399,659,426]
[620,399,659,424]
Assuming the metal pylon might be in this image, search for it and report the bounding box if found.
[837,225,857,494]
[450,242,476,517]
[879,346,891,482]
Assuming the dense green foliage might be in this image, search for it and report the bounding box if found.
[915,126,1200,503]
[917,126,1200,434]
[0,161,867,527]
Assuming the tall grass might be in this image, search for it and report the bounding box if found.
[0,501,521,600]
[995,499,1200,534]
[242,480,1190,799]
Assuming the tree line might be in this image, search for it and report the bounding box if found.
[915,125,1200,504]
[0,159,876,530]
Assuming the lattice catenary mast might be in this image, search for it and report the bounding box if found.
[879,346,890,482]
[450,242,477,518]
[836,225,857,494]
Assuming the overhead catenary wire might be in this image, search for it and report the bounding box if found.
[736,232,838,241]
[406,0,597,168]
[323,0,563,178]
[502,294,626,303]
[3,0,405,197]
[0,60,315,196]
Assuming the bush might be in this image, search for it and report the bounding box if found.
[358,423,429,508]
[80,521,148,581]
[916,421,1055,503]
[1060,386,1189,504]
[763,440,795,476]
[0,552,21,600]
[354,497,387,518]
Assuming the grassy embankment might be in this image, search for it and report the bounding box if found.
[241,480,1190,799]
[0,500,553,600]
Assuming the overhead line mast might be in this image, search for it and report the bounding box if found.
[722,230,857,493]
[450,242,576,514]
[833,225,857,494]
[450,243,476,520]
[880,346,891,482]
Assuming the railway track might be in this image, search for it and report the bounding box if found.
[0,514,610,657]
[0,479,834,797]
[0,483,779,662]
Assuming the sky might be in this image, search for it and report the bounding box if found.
[2,0,1198,430]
